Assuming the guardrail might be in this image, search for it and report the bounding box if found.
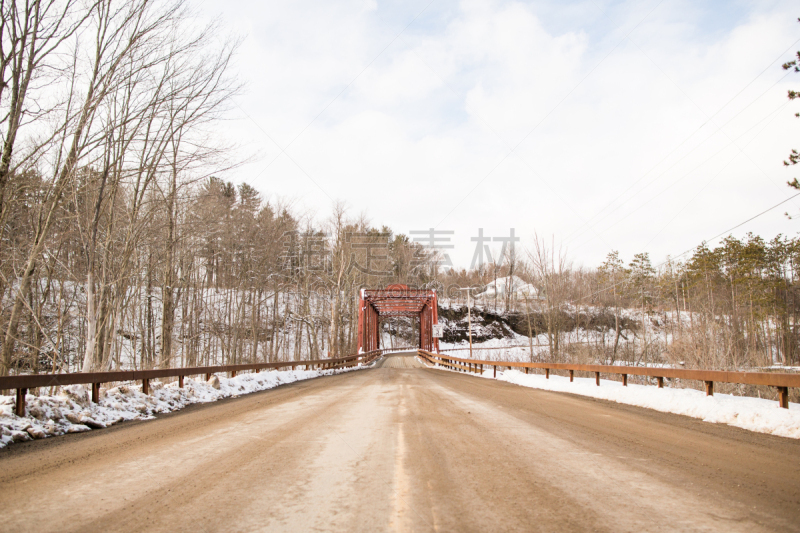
[2,350,384,417]
[439,342,594,352]
[378,346,418,353]
[440,344,533,352]
[417,350,799,409]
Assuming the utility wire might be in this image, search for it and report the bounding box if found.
[561,38,800,244]
[564,72,793,248]
[691,192,800,249]
[548,191,800,312]
[569,99,790,252]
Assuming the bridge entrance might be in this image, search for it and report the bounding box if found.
[357,284,440,353]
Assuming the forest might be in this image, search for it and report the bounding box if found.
[438,233,800,372]
[0,0,436,376]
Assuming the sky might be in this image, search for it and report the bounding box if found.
[193,0,800,270]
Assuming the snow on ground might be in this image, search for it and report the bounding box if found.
[468,368,800,439]
[0,365,365,449]
[439,336,547,362]
[475,275,542,299]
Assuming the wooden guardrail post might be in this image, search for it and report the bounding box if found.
[493,365,496,378]
[142,378,149,395]
[622,374,627,386]
[206,373,211,381]
[15,387,26,416]
[91,383,100,403]
[778,387,789,409]
[595,372,600,386]
[657,377,664,388]
[569,370,574,382]
[705,381,713,396]
[545,368,549,379]
[178,375,184,388]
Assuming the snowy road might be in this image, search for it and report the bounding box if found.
[1,353,799,532]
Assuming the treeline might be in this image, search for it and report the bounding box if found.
[438,233,800,371]
[664,234,800,369]
[4,168,435,375]
[0,0,437,376]
[0,0,240,375]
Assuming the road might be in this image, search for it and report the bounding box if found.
[1,352,799,532]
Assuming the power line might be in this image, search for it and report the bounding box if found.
[568,99,790,252]
[564,72,793,249]
[557,191,800,310]
[689,192,800,250]
[561,38,800,244]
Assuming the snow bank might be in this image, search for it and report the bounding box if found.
[0,366,363,448]
[475,275,541,299]
[463,367,800,439]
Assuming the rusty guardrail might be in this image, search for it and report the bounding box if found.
[439,342,594,352]
[417,350,799,409]
[378,346,418,353]
[3,350,384,417]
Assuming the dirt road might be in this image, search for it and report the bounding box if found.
[1,352,799,532]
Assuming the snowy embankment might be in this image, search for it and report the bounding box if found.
[0,366,363,448]
[441,364,800,439]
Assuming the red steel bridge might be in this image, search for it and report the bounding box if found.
[357,284,440,353]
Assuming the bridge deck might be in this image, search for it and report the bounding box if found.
[374,351,427,368]
[1,357,798,532]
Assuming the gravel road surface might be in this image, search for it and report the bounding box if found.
[1,352,798,532]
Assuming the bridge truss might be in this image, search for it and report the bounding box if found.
[357,284,440,353]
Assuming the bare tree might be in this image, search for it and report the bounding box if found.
[527,234,570,361]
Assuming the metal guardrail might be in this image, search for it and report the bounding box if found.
[440,344,535,352]
[417,350,799,409]
[439,342,593,352]
[3,350,384,417]
[378,346,418,353]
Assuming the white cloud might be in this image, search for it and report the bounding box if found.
[197,0,800,269]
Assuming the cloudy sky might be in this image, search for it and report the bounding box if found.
[194,0,800,270]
